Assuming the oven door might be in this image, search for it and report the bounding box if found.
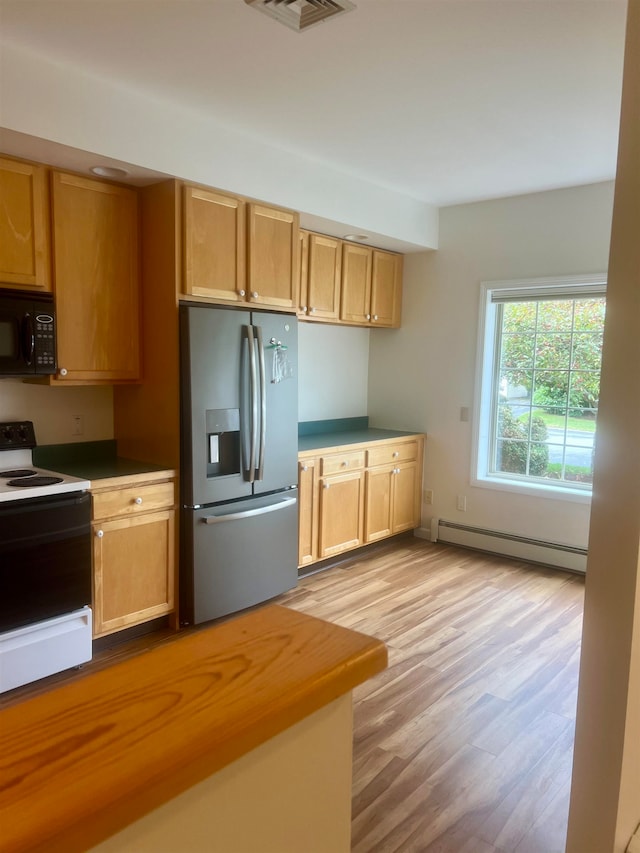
[0,491,92,633]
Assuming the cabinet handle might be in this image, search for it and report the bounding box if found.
[134,497,143,505]
[393,451,399,458]
[59,368,68,377]
[96,529,104,538]
[239,289,246,297]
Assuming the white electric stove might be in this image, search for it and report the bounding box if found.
[0,420,93,694]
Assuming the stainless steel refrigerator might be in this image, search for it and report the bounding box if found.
[179,304,298,625]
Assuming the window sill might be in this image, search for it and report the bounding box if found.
[472,473,593,505]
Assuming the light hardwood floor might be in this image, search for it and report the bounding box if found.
[279,537,585,853]
[1,537,584,852]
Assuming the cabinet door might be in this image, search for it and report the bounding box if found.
[52,172,140,382]
[391,461,420,533]
[0,157,51,291]
[371,250,402,328]
[340,243,372,324]
[306,233,342,321]
[298,228,310,316]
[318,470,364,558]
[93,509,175,637]
[247,203,298,310]
[183,186,246,303]
[364,466,393,543]
[298,458,318,566]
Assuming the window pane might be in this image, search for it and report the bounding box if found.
[573,298,606,331]
[569,370,600,412]
[503,302,536,333]
[538,300,573,332]
[572,332,603,370]
[500,332,535,371]
[533,371,569,410]
[535,333,572,370]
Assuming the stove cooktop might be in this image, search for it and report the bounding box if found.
[0,421,90,503]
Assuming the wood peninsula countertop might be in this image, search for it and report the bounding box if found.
[0,605,387,853]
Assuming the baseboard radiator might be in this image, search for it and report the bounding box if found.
[416,519,587,573]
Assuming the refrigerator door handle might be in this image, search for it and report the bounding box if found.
[243,324,258,483]
[202,495,296,524]
[255,324,266,481]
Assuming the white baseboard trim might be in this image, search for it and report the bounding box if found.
[415,519,587,573]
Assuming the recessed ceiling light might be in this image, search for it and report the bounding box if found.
[90,165,129,179]
[343,234,369,242]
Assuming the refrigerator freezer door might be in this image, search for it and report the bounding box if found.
[183,492,298,624]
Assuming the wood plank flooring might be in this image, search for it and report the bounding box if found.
[1,537,584,852]
[279,538,584,853]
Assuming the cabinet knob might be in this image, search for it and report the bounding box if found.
[134,497,143,505]
[323,483,330,489]
[310,307,316,314]
[239,289,246,297]
[373,314,379,321]
[301,306,308,314]
[302,465,308,472]
[366,314,371,320]
[341,460,349,467]
[59,368,68,377]
[393,451,399,458]
[252,291,259,299]
[96,529,104,538]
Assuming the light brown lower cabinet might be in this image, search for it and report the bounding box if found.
[91,472,176,638]
[299,435,424,568]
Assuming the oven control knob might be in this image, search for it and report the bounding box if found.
[134,497,143,505]
[96,529,104,538]
[59,368,68,377]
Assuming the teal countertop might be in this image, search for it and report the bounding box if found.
[33,440,173,481]
[297,419,423,452]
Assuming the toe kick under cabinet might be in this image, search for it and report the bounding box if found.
[91,471,177,638]
[298,435,424,568]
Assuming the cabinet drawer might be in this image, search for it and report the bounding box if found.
[93,481,175,521]
[320,451,365,476]
[367,441,418,468]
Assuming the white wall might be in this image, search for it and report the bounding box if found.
[0,43,438,250]
[368,181,615,549]
[298,323,369,422]
[0,379,113,445]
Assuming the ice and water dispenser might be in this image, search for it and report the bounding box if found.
[205,409,241,478]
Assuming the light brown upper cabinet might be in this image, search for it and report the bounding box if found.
[182,187,298,312]
[299,230,342,322]
[0,157,51,291]
[183,186,246,303]
[341,244,402,328]
[51,171,140,383]
[247,202,298,310]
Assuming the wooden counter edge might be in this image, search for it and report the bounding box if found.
[0,604,387,853]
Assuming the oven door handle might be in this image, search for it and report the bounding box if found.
[22,313,35,367]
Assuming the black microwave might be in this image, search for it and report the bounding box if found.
[0,289,57,376]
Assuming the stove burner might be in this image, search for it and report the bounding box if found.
[7,475,64,487]
[0,469,38,478]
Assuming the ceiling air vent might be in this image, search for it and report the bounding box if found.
[244,0,356,32]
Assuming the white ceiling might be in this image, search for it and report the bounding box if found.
[0,0,628,208]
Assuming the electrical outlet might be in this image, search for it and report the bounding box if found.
[460,406,470,422]
[72,415,84,436]
[423,489,433,505]
[456,495,467,512]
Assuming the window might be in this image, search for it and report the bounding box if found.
[474,275,606,500]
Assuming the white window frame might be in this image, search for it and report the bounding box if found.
[472,274,607,504]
